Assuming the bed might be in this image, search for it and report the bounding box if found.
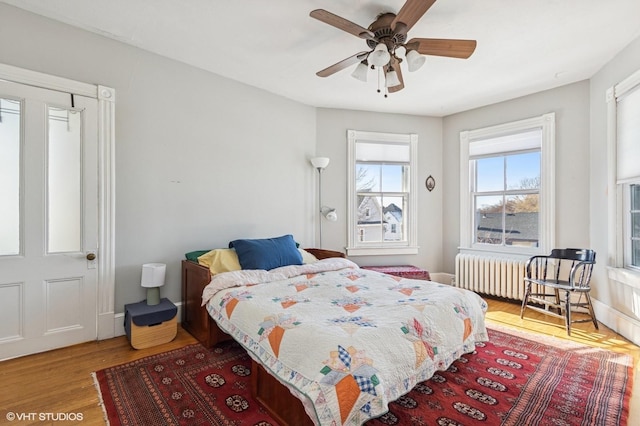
[182,237,488,425]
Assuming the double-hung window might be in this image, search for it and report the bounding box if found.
[460,113,555,255]
[347,130,418,256]
[608,69,640,272]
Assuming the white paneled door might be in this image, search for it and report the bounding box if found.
[0,80,98,361]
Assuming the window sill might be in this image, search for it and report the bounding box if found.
[607,267,640,290]
[346,246,419,256]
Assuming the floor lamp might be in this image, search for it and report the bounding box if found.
[310,157,335,248]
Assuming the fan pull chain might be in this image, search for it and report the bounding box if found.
[374,66,389,98]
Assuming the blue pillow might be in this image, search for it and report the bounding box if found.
[229,235,303,270]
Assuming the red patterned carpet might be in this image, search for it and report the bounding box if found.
[93,328,633,425]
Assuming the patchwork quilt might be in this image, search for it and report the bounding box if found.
[202,258,488,425]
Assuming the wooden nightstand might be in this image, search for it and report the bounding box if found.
[124,298,177,349]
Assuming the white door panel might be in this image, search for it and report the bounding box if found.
[0,80,98,360]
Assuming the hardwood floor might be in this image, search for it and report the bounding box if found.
[0,329,198,425]
[1,298,638,425]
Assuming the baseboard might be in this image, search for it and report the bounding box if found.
[112,302,183,338]
[592,298,640,346]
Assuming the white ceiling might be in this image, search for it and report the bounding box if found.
[3,0,640,116]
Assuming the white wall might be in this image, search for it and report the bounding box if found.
[315,108,443,272]
[0,4,317,312]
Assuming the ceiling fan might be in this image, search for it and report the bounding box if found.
[310,0,476,95]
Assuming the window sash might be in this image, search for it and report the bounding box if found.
[471,141,542,249]
[347,130,418,255]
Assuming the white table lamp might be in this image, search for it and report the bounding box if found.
[141,263,166,305]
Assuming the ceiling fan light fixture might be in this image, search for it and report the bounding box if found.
[406,49,426,72]
[385,69,401,88]
[351,61,369,82]
[369,43,391,67]
[310,4,477,97]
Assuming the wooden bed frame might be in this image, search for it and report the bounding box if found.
[181,248,346,426]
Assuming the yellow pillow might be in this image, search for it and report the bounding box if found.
[197,248,242,275]
[299,248,319,264]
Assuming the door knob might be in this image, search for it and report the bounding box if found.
[86,253,96,261]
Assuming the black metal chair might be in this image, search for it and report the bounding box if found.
[520,248,598,335]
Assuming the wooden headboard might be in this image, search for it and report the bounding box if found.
[181,248,345,348]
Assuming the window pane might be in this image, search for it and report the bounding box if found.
[381,164,406,192]
[632,212,640,239]
[476,157,504,192]
[48,107,82,253]
[0,98,21,256]
[357,195,383,242]
[507,152,540,190]
[505,194,539,247]
[632,185,640,267]
[631,184,640,210]
[356,163,380,192]
[382,196,404,241]
[475,195,503,245]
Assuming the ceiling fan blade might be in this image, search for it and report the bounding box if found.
[310,9,376,40]
[406,38,477,59]
[391,0,438,34]
[316,51,369,77]
[387,56,404,93]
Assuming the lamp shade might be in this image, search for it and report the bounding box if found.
[141,263,166,288]
[310,157,330,169]
[406,49,426,72]
[385,69,401,88]
[369,43,391,67]
[351,61,368,82]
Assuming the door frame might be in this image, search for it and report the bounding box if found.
[0,62,116,340]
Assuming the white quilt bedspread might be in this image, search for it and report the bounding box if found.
[202,258,488,425]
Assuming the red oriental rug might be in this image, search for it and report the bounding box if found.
[93,328,633,425]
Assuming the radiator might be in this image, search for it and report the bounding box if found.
[454,253,529,301]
